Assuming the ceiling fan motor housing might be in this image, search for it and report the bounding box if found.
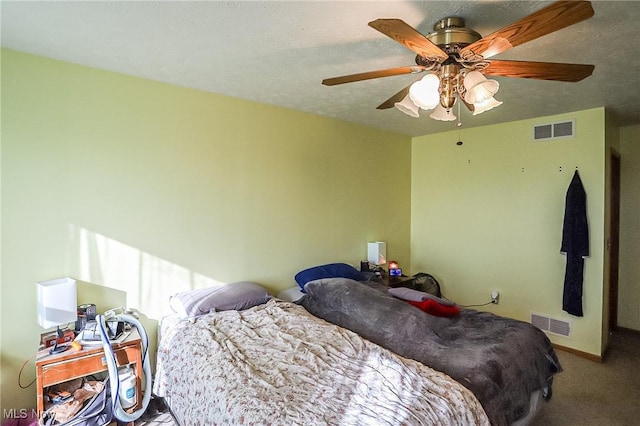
[416,17,482,67]
[427,17,482,50]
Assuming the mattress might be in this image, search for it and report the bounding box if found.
[299,278,561,426]
[153,299,490,425]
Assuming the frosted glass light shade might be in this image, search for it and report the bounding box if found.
[472,97,503,115]
[429,103,457,121]
[409,74,440,110]
[394,94,420,117]
[367,241,387,266]
[37,277,77,329]
[464,71,499,104]
[463,71,486,89]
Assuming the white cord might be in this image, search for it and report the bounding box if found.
[97,314,152,422]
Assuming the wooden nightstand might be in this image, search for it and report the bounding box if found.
[35,329,143,418]
[381,274,416,288]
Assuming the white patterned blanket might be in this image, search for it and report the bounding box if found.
[154,299,490,425]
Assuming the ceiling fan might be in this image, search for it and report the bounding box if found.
[322,1,595,122]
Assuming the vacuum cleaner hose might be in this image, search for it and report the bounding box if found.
[97,314,152,422]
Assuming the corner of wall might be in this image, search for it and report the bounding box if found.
[411,109,607,357]
[618,125,640,331]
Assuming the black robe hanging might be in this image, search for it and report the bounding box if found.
[561,170,589,317]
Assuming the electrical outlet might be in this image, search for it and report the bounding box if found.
[491,290,499,305]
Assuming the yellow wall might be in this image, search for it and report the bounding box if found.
[0,49,412,413]
[3,47,637,415]
[619,125,640,330]
[411,109,607,356]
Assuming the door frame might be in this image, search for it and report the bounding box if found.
[608,148,621,333]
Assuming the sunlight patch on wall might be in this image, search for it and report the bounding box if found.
[70,225,223,319]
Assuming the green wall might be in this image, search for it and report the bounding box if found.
[619,125,640,330]
[0,49,412,413]
[411,109,607,356]
[2,47,638,415]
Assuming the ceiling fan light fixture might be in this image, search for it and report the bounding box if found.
[409,74,440,110]
[462,71,485,89]
[394,93,420,117]
[463,71,500,104]
[429,103,456,121]
[472,97,503,115]
[327,2,596,125]
[466,80,500,104]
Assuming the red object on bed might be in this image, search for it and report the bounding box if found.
[407,298,460,317]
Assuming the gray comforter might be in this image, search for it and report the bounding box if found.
[299,278,561,426]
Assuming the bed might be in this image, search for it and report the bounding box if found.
[298,277,562,426]
[153,294,491,425]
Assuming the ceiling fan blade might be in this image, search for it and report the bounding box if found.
[461,97,475,113]
[484,60,594,82]
[322,66,426,86]
[460,1,594,60]
[377,85,411,110]
[369,18,448,63]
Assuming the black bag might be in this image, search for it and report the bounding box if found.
[39,378,112,426]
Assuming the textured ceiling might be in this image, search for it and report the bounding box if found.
[2,1,640,136]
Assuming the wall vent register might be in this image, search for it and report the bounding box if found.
[532,120,575,141]
[530,312,571,338]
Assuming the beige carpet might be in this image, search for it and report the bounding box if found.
[137,330,640,425]
[533,330,640,426]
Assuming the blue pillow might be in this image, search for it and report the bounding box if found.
[295,263,364,290]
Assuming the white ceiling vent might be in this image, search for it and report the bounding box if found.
[531,312,571,338]
[532,119,575,141]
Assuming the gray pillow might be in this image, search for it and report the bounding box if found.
[277,286,305,302]
[388,287,456,306]
[169,281,271,318]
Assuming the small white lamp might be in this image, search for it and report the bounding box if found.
[37,277,77,354]
[367,241,387,266]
